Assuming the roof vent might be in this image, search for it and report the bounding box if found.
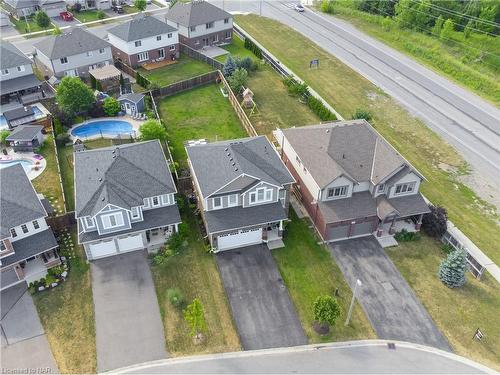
[234,168,238,171]
[112,155,116,158]
[224,148,228,151]
[229,158,233,161]
[232,162,235,166]
[326,129,330,133]
[101,197,105,201]
[227,153,230,157]
[98,178,102,182]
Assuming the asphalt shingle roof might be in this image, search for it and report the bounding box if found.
[6,125,43,141]
[34,27,110,59]
[0,164,47,239]
[118,92,145,103]
[74,140,176,217]
[2,229,58,267]
[0,74,42,96]
[3,0,38,10]
[166,1,231,27]
[318,191,378,222]
[108,14,177,42]
[186,136,294,198]
[1,41,31,70]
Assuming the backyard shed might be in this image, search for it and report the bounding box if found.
[6,125,44,152]
[118,93,145,115]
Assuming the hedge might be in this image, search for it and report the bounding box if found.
[244,37,263,59]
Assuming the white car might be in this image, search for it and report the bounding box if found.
[294,3,305,12]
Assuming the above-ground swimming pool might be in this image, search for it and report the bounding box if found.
[71,120,134,138]
[0,159,34,173]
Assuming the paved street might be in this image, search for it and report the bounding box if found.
[216,245,307,350]
[115,341,492,374]
[1,284,58,373]
[329,238,451,351]
[91,250,167,372]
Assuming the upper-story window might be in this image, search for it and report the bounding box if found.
[60,57,68,64]
[213,196,223,209]
[167,33,172,38]
[99,48,105,54]
[250,187,272,204]
[2,69,9,75]
[327,185,348,198]
[21,224,29,234]
[86,51,93,57]
[295,155,301,165]
[101,212,124,229]
[377,184,385,193]
[86,217,95,228]
[135,40,142,47]
[17,65,25,72]
[224,18,229,24]
[33,220,40,229]
[228,194,238,207]
[206,22,214,29]
[190,25,196,31]
[169,45,175,51]
[394,182,415,195]
[131,207,140,219]
[156,35,162,41]
[0,241,5,251]
[152,196,160,207]
[10,228,17,238]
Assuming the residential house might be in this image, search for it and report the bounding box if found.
[2,0,66,19]
[165,1,232,50]
[108,14,179,68]
[65,0,111,10]
[118,92,145,115]
[0,164,60,291]
[34,27,113,79]
[275,120,430,242]
[186,136,295,252]
[5,125,44,152]
[74,140,182,260]
[1,41,45,110]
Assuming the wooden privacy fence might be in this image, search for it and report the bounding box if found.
[114,60,137,79]
[150,71,219,98]
[180,44,224,71]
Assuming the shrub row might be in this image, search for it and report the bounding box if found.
[244,37,263,59]
[135,71,151,89]
[284,77,336,121]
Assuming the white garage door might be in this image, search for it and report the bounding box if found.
[217,228,262,251]
[117,234,144,253]
[89,240,117,259]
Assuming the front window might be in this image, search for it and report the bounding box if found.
[206,22,214,29]
[395,182,415,195]
[33,220,40,229]
[152,196,160,207]
[213,197,222,209]
[167,33,172,38]
[17,65,25,72]
[156,35,161,41]
[86,217,94,227]
[250,187,273,204]
[60,57,68,64]
[327,186,348,198]
[1,69,9,75]
[86,51,93,57]
[21,224,28,234]
[169,45,175,51]
[131,207,140,219]
[99,48,105,54]
[10,228,17,238]
[134,40,142,47]
[102,213,124,229]
[228,194,238,207]
[225,31,231,38]
[190,26,196,32]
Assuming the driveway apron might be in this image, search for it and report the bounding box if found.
[329,237,451,351]
[91,250,167,372]
[216,245,307,350]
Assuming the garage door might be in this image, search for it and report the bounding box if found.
[217,228,262,251]
[352,220,374,237]
[117,234,144,253]
[44,6,63,17]
[89,240,117,259]
[327,224,350,241]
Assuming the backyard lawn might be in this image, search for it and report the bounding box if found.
[73,10,108,23]
[32,135,65,215]
[158,83,246,169]
[275,211,375,343]
[235,15,500,265]
[216,35,256,63]
[151,200,240,356]
[387,236,500,371]
[140,54,214,87]
[34,229,96,374]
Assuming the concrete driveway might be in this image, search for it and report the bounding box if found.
[1,283,58,372]
[51,16,80,28]
[91,250,167,372]
[216,245,307,350]
[329,237,451,351]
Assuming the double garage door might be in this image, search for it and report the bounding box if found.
[327,220,375,242]
[88,233,144,260]
[217,228,262,251]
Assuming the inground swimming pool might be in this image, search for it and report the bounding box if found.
[71,120,134,138]
[0,159,34,173]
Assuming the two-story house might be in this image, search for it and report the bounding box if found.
[108,14,179,68]
[74,140,182,260]
[275,120,430,242]
[165,1,232,50]
[186,136,295,252]
[2,0,66,19]
[1,41,45,111]
[65,0,111,11]
[1,164,60,291]
[34,27,113,79]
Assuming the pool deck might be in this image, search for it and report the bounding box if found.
[0,149,47,180]
[69,116,145,141]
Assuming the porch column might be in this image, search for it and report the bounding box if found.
[376,220,384,237]
[14,265,24,281]
[415,214,424,231]
[174,223,179,232]
[389,216,397,235]
[278,220,283,237]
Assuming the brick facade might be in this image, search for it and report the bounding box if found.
[112,44,180,68]
[180,29,232,50]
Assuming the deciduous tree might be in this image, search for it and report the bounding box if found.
[313,295,341,327]
[56,77,95,115]
[35,11,50,28]
[138,119,167,141]
[103,97,121,116]
[183,298,207,338]
[134,0,147,12]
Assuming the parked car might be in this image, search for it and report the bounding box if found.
[294,3,305,12]
[60,11,74,21]
[111,4,124,13]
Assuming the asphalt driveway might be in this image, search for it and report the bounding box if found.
[329,237,451,351]
[1,283,58,372]
[216,245,307,350]
[91,250,167,372]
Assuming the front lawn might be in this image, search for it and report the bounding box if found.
[274,211,376,342]
[151,200,240,356]
[32,135,65,215]
[235,15,500,265]
[140,54,214,87]
[34,229,96,374]
[157,83,246,169]
[10,15,51,34]
[73,10,108,23]
[387,236,500,371]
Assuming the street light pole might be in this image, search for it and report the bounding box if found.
[345,279,362,326]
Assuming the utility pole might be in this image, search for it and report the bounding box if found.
[345,279,362,326]
[259,0,262,16]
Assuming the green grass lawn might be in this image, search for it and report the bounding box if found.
[387,236,500,371]
[123,5,140,14]
[158,83,246,169]
[73,10,108,23]
[151,200,240,356]
[216,35,256,62]
[34,229,96,374]
[235,15,500,265]
[32,135,65,215]
[275,211,376,342]
[330,2,500,106]
[140,54,214,87]
[10,15,51,34]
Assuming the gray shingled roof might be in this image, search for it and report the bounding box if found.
[118,92,145,104]
[318,191,378,222]
[108,14,176,42]
[6,125,43,141]
[2,229,58,267]
[0,74,42,96]
[34,27,110,59]
[0,164,47,239]
[74,140,176,217]
[281,120,418,188]
[1,41,31,70]
[204,202,287,234]
[3,0,38,10]
[382,194,430,218]
[186,136,294,198]
[166,1,231,27]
